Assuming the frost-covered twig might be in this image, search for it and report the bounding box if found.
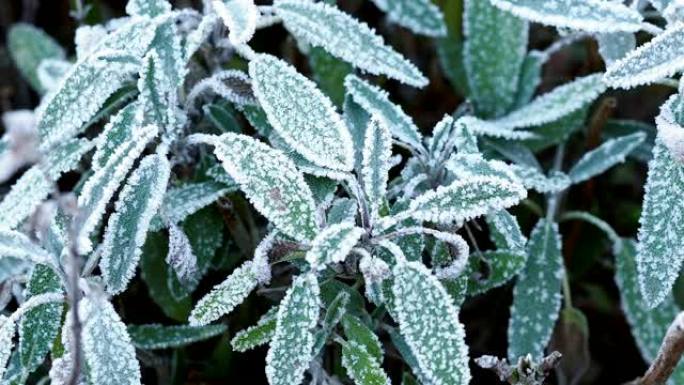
[627,312,684,385]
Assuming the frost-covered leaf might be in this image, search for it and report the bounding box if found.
[446,153,519,182]
[308,46,353,106]
[189,70,257,107]
[183,14,219,62]
[128,323,226,350]
[265,272,321,385]
[636,103,684,307]
[190,133,318,242]
[0,315,16,380]
[489,0,643,32]
[391,256,470,385]
[345,75,423,150]
[605,24,684,88]
[126,0,171,17]
[344,96,372,171]
[249,54,354,171]
[92,102,140,170]
[468,250,527,295]
[508,219,564,361]
[340,339,391,385]
[513,51,544,110]
[150,181,231,231]
[568,132,646,184]
[487,74,606,130]
[0,138,92,230]
[362,119,393,222]
[464,0,528,118]
[80,296,141,385]
[8,23,65,93]
[341,314,383,362]
[395,175,526,225]
[75,25,108,60]
[147,15,185,90]
[0,230,53,265]
[77,125,158,253]
[458,117,537,140]
[486,210,527,252]
[369,0,446,37]
[100,154,171,294]
[274,0,428,87]
[615,238,684,380]
[36,58,72,92]
[38,18,157,147]
[231,308,278,352]
[511,165,571,194]
[213,0,258,45]
[651,0,675,11]
[597,32,636,66]
[138,50,177,135]
[19,264,63,375]
[306,222,364,270]
[166,224,199,288]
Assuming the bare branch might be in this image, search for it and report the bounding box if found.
[627,312,684,385]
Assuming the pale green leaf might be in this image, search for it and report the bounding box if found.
[340,340,391,385]
[213,0,258,45]
[274,0,428,87]
[468,250,527,295]
[486,210,527,252]
[362,119,393,222]
[464,0,528,118]
[249,54,354,171]
[341,314,383,363]
[306,222,364,269]
[128,324,226,350]
[231,308,278,352]
[100,154,171,294]
[369,0,446,37]
[265,272,321,385]
[568,132,646,184]
[508,219,564,361]
[8,23,65,93]
[126,0,171,17]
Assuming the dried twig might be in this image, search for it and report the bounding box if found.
[476,352,562,385]
[626,312,684,385]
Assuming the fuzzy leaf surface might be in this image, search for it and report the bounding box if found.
[568,132,646,184]
[369,0,446,37]
[341,340,391,385]
[231,308,278,352]
[306,222,364,269]
[213,0,258,45]
[128,324,227,350]
[362,119,393,222]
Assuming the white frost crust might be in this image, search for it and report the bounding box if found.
[212,0,258,45]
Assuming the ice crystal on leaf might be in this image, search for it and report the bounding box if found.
[0,314,14,380]
[0,230,53,266]
[127,323,227,350]
[306,222,365,270]
[605,23,684,89]
[273,0,428,87]
[212,0,258,45]
[393,175,526,226]
[489,0,643,33]
[636,97,684,307]
[183,14,219,62]
[368,0,446,37]
[75,25,108,60]
[510,165,571,194]
[8,23,65,94]
[138,50,177,134]
[596,32,636,66]
[390,250,470,385]
[37,18,157,147]
[80,295,141,385]
[186,70,257,107]
[362,119,393,222]
[190,133,318,242]
[508,219,564,361]
[345,75,423,150]
[100,154,171,294]
[76,125,158,253]
[126,0,171,18]
[568,132,646,184]
[166,224,199,287]
[250,54,354,171]
[340,339,391,385]
[265,272,321,385]
[150,181,231,231]
[91,102,140,171]
[468,250,528,295]
[464,0,528,118]
[486,210,527,252]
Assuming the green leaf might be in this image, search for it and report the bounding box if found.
[38,18,157,147]
[489,0,643,33]
[190,133,318,242]
[341,314,383,363]
[468,250,527,295]
[306,222,364,270]
[150,181,231,231]
[369,0,446,37]
[511,165,571,194]
[249,54,354,171]
[231,307,278,352]
[204,103,242,133]
[345,75,423,150]
[184,207,224,275]
[138,50,177,134]
[513,51,543,110]
[362,119,393,222]
[8,23,65,93]
[265,272,321,385]
[340,339,391,385]
[486,210,527,252]
[140,232,192,322]
[274,0,428,87]
[80,296,141,385]
[126,0,171,17]
[614,238,684,381]
[100,154,171,294]
[464,0,528,118]
[391,258,471,385]
[92,102,140,170]
[313,291,350,353]
[508,219,564,361]
[605,23,684,89]
[307,47,352,106]
[127,324,226,350]
[0,138,93,230]
[0,230,54,266]
[568,132,646,184]
[18,265,63,375]
[213,0,259,45]
[393,175,526,226]
[0,315,16,380]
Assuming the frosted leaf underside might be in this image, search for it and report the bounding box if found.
[369,0,446,37]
